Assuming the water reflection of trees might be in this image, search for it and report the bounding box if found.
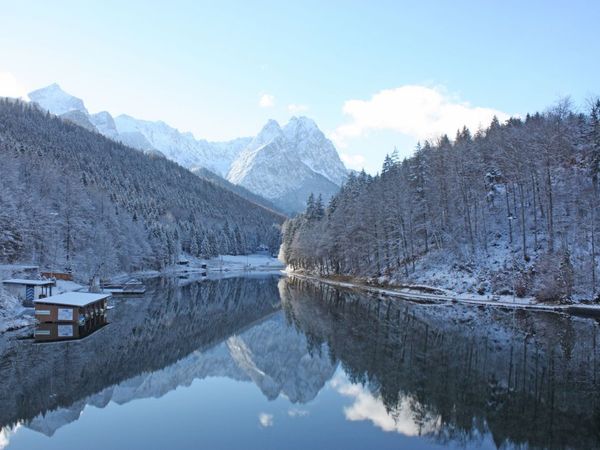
[280,277,600,449]
[0,276,281,430]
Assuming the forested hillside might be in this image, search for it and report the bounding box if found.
[0,99,283,278]
[282,100,600,301]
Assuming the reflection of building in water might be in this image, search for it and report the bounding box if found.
[34,315,108,342]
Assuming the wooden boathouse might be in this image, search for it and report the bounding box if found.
[34,292,110,324]
[34,314,108,341]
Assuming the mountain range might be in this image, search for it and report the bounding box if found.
[28,84,348,212]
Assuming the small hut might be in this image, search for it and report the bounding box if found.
[2,279,56,306]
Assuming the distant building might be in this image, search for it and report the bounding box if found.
[34,292,110,324]
[41,270,73,281]
[2,279,56,306]
[256,244,270,254]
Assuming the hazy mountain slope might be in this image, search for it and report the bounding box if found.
[272,172,340,214]
[59,110,97,132]
[191,166,285,215]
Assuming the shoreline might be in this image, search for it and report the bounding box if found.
[287,271,600,317]
[112,253,285,282]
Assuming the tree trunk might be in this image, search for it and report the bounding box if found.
[546,162,554,253]
[505,184,513,245]
[519,182,528,261]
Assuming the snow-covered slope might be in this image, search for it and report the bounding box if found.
[228,117,347,212]
[114,114,249,176]
[59,110,97,132]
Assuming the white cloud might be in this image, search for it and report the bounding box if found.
[331,85,510,147]
[258,413,274,427]
[259,94,275,108]
[331,376,441,436]
[332,377,440,436]
[0,429,8,450]
[0,71,27,99]
[340,152,366,170]
[287,103,309,114]
[0,424,21,450]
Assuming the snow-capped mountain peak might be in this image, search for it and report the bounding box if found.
[284,116,319,135]
[28,83,88,116]
[227,116,348,212]
[247,119,282,151]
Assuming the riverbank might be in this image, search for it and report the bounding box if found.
[288,271,600,317]
[111,254,285,281]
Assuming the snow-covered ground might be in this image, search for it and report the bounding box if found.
[206,254,284,273]
[0,286,33,332]
[289,272,600,316]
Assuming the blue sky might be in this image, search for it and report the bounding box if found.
[1,0,599,173]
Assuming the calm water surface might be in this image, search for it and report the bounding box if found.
[1,275,599,449]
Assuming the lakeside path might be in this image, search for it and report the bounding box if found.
[288,272,600,318]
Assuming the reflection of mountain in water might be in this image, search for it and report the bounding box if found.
[0,276,282,430]
[280,277,600,450]
[2,275,600,449]
[227,313,336,403]
[25,313,337,436]
[0,275,336,437]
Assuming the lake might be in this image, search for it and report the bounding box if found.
[0,274,599,449]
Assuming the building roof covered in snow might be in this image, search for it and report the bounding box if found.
[3,279,55,286]
[34,292,110,307]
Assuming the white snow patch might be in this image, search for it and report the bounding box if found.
[0,286,33,332]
